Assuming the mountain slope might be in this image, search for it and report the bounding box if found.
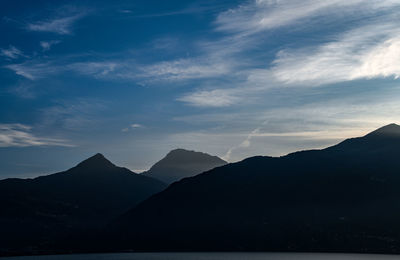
[144,148,227,184]
[110,124,400,253]
[0,153,166,255]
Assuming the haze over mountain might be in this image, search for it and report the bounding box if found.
[0,153,166,256]
[144,148,227,184]
[110,123,400,254]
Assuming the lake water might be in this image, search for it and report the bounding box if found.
[2,253,399,260]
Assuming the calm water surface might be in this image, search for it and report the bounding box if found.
[2,253,399,260]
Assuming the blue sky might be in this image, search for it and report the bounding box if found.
[1,0,400,178]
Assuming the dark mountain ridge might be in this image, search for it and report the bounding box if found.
[109,123,400,254]
[0,153,166,256]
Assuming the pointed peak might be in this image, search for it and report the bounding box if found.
[91,153,107,160]
[366,123,400,137]
[75,153,116,171]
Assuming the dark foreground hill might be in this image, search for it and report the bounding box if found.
[109,124,400,254]
[0,153,166,256]
[144,148,227,184]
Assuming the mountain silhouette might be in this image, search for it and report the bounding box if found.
[109,123,400,254]
[73,153,116,171]
[0,153,166,256]
[144,148,227,184]
[366,123,400,137]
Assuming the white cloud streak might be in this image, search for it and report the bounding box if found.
[215,0,399,34]
[223,127,260,161]
[122,123,144,132]
[40,40,61,51]
[179,0,400,107]
[68,62,118,77]
[139,58,233,81]
[131,123,143,128]
[4,60,119,81]
[5,62,59,80]
[4,56,233,84]
[271,22,400,85]
[0,46,24,59]
[178,89,240,107]
[0,124,73,147]
[27,13,85,35]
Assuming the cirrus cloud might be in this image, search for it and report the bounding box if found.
[271,21,400,85]
[27,12,86,35]
[0,124,73,147]
[0,45,24,59]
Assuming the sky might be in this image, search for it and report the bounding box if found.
[1,0,400,179]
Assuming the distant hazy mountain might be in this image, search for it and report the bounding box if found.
[0,153,166,256]
[110,124,400,254]
[144,148,227,184]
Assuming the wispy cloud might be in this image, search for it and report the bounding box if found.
[4,61,59,80]
[178,89,240,107]
[119,9,133,14]
[174,0,400,107]
[4,56,233,83]
[9,82,36,99]
[223,127,260,161]
[139,58,233,82]
[0,45,24,59]
[128,2,228,18]
[122,123,144,132]
[271,21,400,85]
[215,0,399,34]
[6,0,400,110]
[0,124,73,147]
[131,123,143,128]
[68,61,119,77]
[40,40,61,51]
[40,99,107,131]
[4,59,117,81]
[27,12,86,35]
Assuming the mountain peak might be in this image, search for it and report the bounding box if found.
[168,148,188,153]
[164,148,227,163]
[146,148,227,184]
[74,153,116,171]
[167,148,196,156]
[365,123,400,138]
